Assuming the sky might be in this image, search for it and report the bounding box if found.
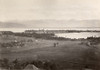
[0,0,100,21]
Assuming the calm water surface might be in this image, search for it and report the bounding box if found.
[0,28,100,39]
[55,32,100,39]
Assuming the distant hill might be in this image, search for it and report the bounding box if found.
[0,22,26,28]
[0,20,100,28]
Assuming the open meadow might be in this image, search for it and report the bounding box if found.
[0,35,100,70]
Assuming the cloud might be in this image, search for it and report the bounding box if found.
[0,0,100,21]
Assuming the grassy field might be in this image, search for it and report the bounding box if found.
[0,35,100,70]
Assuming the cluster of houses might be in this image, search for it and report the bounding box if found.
[24,29,54,34]
[0,30,54,36]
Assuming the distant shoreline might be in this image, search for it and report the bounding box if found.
[0,27,100,32]
[0,29,100,33]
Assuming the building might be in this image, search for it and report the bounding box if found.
[24,29,46,34]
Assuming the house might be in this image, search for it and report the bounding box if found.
[25,30,36,34]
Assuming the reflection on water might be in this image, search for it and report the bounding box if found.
[55,32,100,39]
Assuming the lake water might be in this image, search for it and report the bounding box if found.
[0,28,100,39]
[55,32,100,39]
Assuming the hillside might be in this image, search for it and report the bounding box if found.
[0,20,100,28]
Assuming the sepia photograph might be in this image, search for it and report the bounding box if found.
[0,0,100,70]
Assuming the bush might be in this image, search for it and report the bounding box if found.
[0,58,59,70]
[0,58,9,69]
[87,37,100,45]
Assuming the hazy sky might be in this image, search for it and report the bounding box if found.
[0,0,100,21]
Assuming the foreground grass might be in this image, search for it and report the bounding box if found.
[0,35,100,70]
